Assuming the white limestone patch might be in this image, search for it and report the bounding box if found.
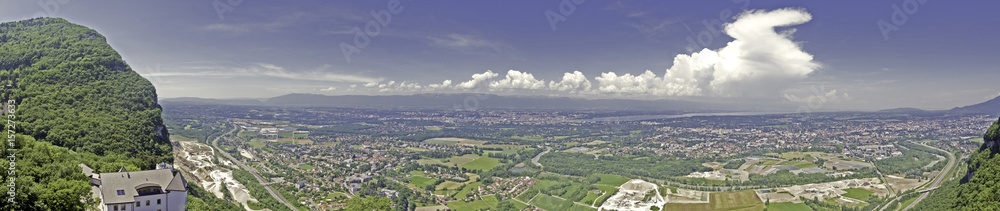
[598,179,666,211]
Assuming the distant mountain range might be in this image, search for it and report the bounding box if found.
[162,93,793,111]
[162,93,1000,114]
[951,95,1000,115]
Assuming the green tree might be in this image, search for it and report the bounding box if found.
[344,196,392,211]
[495,200,518,211]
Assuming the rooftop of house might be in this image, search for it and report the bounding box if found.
[88,166,187,204]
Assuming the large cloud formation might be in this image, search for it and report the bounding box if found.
[362,8,818,98]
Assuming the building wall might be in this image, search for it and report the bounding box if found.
[102,192,186,211]
[105,203,134,211]
[133,194,169,211]
[166,191,187,211]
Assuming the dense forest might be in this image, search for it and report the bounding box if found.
[874,141,943,177]
[956,117,1000,210]
[0,18,173,210]
[538,152,711,179]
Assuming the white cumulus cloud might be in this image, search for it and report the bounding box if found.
[595,8,818,97]
[490,70,547,90]
[456,70,500,89]
[353,8,818,99]
[548,71,592,93]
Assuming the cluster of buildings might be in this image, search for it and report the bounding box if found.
[605,114,992,159]
[845,144,903,160]
[476,176,536,199]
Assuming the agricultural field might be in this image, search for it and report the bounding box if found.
[416,153,504,171]
[486,148,521,155]
[529,194,596,211]
[247,139,267,148]
[417,154,481,166]
[766,202,811,211]
[664,191,765,211]
[594,174,630,186]
[784,160,819,169]
[842,188,874,201]
[445,198,492,211]
[408,176,437,188]
[443,195,509,211]
[423,137,488,146]
[453,182,482,198]
[459,155,501,171]
[437,181,464,190]
[767,152,824,161]
[325,192,349,202]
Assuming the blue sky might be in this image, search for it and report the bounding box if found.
[1,0,998,110]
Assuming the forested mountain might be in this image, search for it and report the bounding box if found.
[952,95,1000,115]
[0,18,172,210]
[956,117,1000,209]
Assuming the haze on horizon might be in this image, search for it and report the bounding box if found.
[1,1,998,111]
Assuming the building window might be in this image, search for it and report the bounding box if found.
[136,186,163,195]
[113,205,118,211]
[157,199,161,204]
[146,200,150,206]
[117,190,125,195]
[136,201,140,207]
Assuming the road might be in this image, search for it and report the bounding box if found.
[875,142,956,211]
[531,147,551,169]
[213,124,299,211]
[901,143,956,211]
[873,162,896,197]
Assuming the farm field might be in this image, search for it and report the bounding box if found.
[416,153,504,171]
[417,154,481,166]
[842,188,874,201]
[459,155,501,171]
[437,181,464,190]
[446,198,492,211]
[423,137,488,146]
[594,174,630,186]
[766,202,812,211]
[529,194,597,211]
[664,191,765,211]
[408,176,437,188]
